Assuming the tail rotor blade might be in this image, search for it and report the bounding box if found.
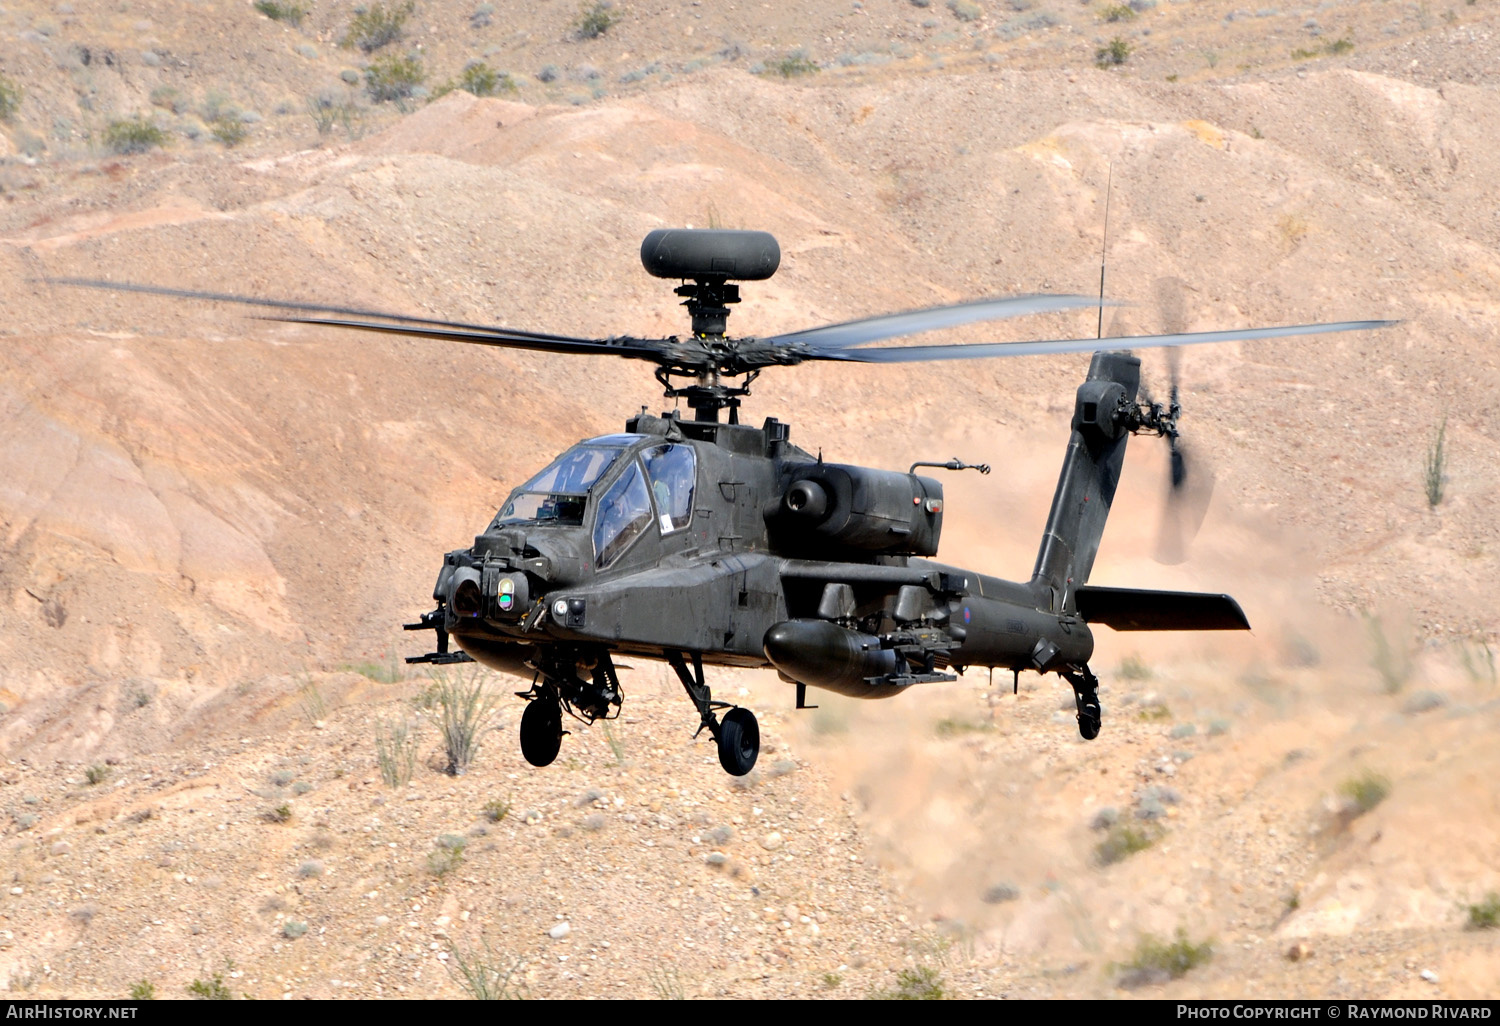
[1155,440,1215,565]
[1169,444,1187,491]
[1149,277,1209,563]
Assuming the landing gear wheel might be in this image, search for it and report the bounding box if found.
[520,698,563,768]
[717,707,760,776]
[1077,698,1101,741]
[1064,665,1102,741]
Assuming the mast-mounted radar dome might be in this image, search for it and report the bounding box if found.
[640,229,780,281]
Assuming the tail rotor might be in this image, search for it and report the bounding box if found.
[1149,279,1216,564]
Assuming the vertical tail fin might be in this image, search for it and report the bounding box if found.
[1032,351,1141,612]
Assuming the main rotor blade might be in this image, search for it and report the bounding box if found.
[816,319,1397,363]
[765,294,1116,351]
[43,277,595,346]
[278,316,668,361]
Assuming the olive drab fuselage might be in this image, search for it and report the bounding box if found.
[417,352,1248,720]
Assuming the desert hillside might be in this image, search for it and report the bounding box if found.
[1,0,1498,1000]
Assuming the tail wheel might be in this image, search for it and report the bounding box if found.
[520,697,563,768]
[1078,699,1101,741]
[717,707,760,776]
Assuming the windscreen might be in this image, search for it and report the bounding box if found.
[492,444,627,527]
[642,443,696,532]
[593,461,653,567]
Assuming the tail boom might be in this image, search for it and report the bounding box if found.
[1031,350,1141,611]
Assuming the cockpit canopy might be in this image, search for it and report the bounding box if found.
[491,436,697,568]
[491,437,633,529]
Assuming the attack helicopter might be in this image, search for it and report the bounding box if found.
[51,229,1393,776]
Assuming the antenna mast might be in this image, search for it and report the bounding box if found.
[1097,162,1113,340]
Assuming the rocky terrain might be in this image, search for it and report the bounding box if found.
[1,0,1498,1000]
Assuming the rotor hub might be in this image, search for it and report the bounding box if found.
[675,279,740,339]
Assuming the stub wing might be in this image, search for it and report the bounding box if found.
[1074,586,1250,632]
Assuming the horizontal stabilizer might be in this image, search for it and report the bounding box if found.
[1074,586,1250,631]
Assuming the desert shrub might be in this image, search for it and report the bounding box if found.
[1465,893,1500,930]
[201,90,235,122]
[432,667,498,775]
[1137,701,1172,721]
[1458,638,1496,685]
[1277,212,1310,245]
[103,117,166,155]
[1101,3,1137,20]
[84,763,109,785]
[482,798,510,823]
[1365,612,1412,694]
[345,649,405,683]
[297,676,326,723]
[149,85,187,113]
[254,0,308,25]
[602,720,625,763]
[574,1,619,39]
[1294,34,1354,59]
[1095,823,1158,866]
[470,4,495,29]
[948,0,982,20]
[1096,36,1132,67]
[344,1,414,53]
[934,717,992,737]
[0,73,21,121]
[129,980,155,1000]
[1337,770,1390,815]
[435,61,517,98]
[298,859,324,879]
[997,10,1058,38]
[427,834,466,876]
[374,715,418,788]
[1425,414,1447,507]
[458,61,504,95]
[763,51,819,77]
[264,803,293,824]
[647,965,686,999]
[282,920,308,939]
[1120,929,1213,980]
[307,92,364,137]
[446,938,526,999]
[210,114,247,146]
[186,973,231,1000]
[365,53,426,106]
[879,965,946,999]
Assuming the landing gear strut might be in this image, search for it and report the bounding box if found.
[1063,664,1102,741]
[515,649,622,768]
[667,651,760,776]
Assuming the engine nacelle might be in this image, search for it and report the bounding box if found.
[773,463,943,556]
